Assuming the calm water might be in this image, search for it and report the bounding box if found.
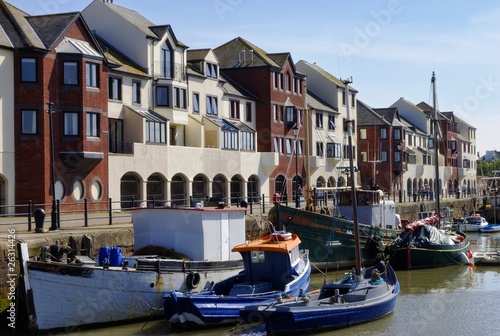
[56,233,500,336]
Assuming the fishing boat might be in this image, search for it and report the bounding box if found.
[16,206,246,333]
[461,215,489,232]
[162,230,311,328]
[384,72,470,270]
[239,77,399,335]
[472,251,500,266]
[272,190,400,270]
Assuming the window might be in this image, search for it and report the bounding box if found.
[316,112,323,128]
[245,102,252,122]
[450,140,457,151]
[394,128,401,140]
[108,77,122,100]
[63,61,78,85]
[286,105,296,123]
[285,138,292,155]
[273,72,278,89]
[380,128,387,139]
[273,104,278,121]
[241,131,255,150]
[285,73,290,91]
[343,118,355,133]
[297,79,302,94]
[174,87,186,108]
[161,44,173,78]
[156,86,169,106]
[230,100,240,119]
[223,130,238,149]
[206,62,218,79]
[86,62,98,87]
[316,142,324,157]
[360,128,367,140]
[193,93,200,113]
[351,93,356,107]
[132,81,141,104]
[146,119,166,143]
[395,150,401,163]
[206,96,218,115]
[21,58,36,82]
[343,145,355,159]
[328,115,336,130]
[428,137,434,149]
[274,137,283,153]
[21,110,37,135]
[381,150,388,162]
[86,112,99,137]
[279,73,283,89]
[64,112,79,136]
[360,151,368,162]
[326,142,341,158]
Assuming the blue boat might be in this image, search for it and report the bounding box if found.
[239,76,399,335]
[479,223,500,233]
[163,231,311,327]
[239,261,399,335]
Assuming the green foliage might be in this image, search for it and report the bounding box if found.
[477,159,500,177]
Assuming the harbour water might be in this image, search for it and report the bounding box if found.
[54,232,500,336]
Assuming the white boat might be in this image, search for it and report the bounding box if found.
[461,215,488,232]
[17,206,247,333]
[479,223,500,233]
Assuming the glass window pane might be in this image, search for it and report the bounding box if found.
[22,110,37,134]
[21,58,36,82]
[64,62,78,85]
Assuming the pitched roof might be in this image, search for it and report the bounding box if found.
[356,100,391,126]
[0,1,45,49]
[214,36,284,70]
[95,35,148,77]
[97,1,187,47]
[307,90,338,114]
[297,60,358,93]
[27,13,80,50]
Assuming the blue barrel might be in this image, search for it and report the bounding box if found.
[109,247,123,266]
[98,247,110,266]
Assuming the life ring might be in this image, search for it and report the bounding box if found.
[186,272,200,289]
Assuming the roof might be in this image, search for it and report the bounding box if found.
[0,1,45,49]
[231,233,301,253]
[296,60,358,93]
[125,105,168,122]
[96,35,148,77]
[224,119,256,132]
[357,100,391,126]
[97,1,187,47]
[55,37,102,58]
[214,36,291,70]
[307,90,338,114]
[27,12,80,50]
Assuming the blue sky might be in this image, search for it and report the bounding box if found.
[7,0,500,156]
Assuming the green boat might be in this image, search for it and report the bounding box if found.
[269,189,400,270]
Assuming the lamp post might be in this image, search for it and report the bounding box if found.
[397,142,403,203]
[48,102,58,231]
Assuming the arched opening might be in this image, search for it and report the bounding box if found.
[230,175,243,205]
[247,175,260,204]
[120,173,141,209]
[147,174,165,206]
[171,174,187,206]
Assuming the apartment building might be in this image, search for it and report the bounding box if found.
[0,1,109,215]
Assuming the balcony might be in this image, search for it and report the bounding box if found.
[153,61,186,81]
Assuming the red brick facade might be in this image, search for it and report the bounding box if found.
[14,17,109,212]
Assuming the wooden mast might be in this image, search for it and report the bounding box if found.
[432,72,442,229]
[343,77,362,276]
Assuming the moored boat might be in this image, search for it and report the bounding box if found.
[17,206,247,333]
[479,223,500,233]
[240,76,399,335]
[162,231,311,328]
[461,215,488,232]
[273,189,400,270]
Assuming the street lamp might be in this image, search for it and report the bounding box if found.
[397,142,403,203]
[48,102,58,231]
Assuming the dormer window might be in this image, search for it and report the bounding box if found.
[161,43,173,79]
[206,62,217,79]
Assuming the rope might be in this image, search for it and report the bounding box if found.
[126,268,165,312]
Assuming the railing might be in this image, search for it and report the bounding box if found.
[0,194,281,231]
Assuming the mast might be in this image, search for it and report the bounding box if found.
[432,72,441,229]
[343,77,362,276]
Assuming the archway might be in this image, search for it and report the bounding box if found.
[171,174,187,206]
[120,173,141,209]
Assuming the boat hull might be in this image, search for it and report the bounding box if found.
[241,263,399,335]
[385,242,470,269]
[272,205,399,269]
[26,258,243,332]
